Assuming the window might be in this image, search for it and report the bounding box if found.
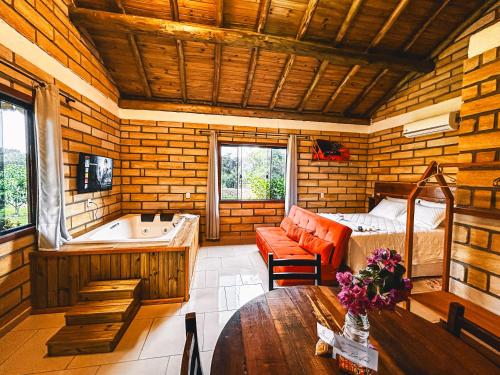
[0,92,35,236]
[220,144,287,201]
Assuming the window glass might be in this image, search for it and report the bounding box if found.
[220,144,286,201]
[0,99,32,233]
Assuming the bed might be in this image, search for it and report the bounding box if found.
[318,182,454,278]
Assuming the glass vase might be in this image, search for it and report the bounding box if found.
[342,311,370,347]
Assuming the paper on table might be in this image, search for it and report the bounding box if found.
[316,322,335,346]
[332,333,378,371]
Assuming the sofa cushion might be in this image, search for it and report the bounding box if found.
[280,217,293,232]
[285,224,307,242]
[298,231,333,262]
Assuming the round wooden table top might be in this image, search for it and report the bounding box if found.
[211,286,497,375]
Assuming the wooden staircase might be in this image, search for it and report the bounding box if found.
[47,279,141,356]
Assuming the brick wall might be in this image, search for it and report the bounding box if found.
[449,45,499,312]
[120,120,369,240]
[0,48,121,326]
[0,0,118,101]
[373,6,499,122]
[366,127,459,194]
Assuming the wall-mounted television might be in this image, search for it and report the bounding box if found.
[76,153,113,194]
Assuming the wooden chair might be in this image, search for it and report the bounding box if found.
[181,313,203,375]
[268,253,321,291]
[446,302,500,364]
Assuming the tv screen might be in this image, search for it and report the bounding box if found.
[77,153,113,193]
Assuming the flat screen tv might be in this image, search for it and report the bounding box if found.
[77,153,113,193]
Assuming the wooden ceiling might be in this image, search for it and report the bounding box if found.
[70,0,491,124]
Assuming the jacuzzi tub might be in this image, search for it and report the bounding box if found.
[70,213,188,244]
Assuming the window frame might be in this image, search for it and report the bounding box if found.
[218,141,287,203]
[0,84,37,243]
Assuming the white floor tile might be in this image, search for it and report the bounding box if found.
[196,257,222,271]
[202,246,235,258]
[68,318,153,368]
[134,303,182,320]
[202,310,236,351]
[205,270,243,288]
[12,313,66,331]
[96,357,169,375]
[221,255,253,270]
[191,271,207,289]
[140,314,204,359]
[225,284,265,310]
[232,244,259,256]
[181,288,227,314]
[0,328,74,375]
[0,329,37,365]
[200,350,213,375]
[165,355,182,375]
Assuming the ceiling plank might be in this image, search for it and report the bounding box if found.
[322,65,360,113]
[298,59,329,111]
[403,0,450,52]
[346,68,387,114]
[269,0,324,109]
[335,0,363,45]
[114,0,151,98]
[323,0,410,114]
[242,0,272,108]
[119,98,370,125]
[367,0,410,50]
[69,7,434,73]
[170,0,187,102]
[366,0,497,117]
[212,0,224,104]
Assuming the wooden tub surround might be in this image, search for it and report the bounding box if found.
[30,216,199,311]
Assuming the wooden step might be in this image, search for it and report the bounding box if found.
[65,299,137,326]
[79,279,141,301]
[47,322,127,356]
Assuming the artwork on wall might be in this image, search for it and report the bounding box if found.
[312,139,350,161]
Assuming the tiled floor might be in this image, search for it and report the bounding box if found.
[0,244,268,375]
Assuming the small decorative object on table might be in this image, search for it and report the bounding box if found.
[335,248,412,374]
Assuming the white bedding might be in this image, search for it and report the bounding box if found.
[318,213,444,277]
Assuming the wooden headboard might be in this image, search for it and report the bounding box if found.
[369,182,456,210]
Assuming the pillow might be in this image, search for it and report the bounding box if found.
[298,231,333,262]
[397,204,446,229]
[286,224,307,242]
[280,217,293,232]
[386,196,407,204]
[369,199,406,220]
[416,199,446,209]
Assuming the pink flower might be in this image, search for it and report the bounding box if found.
[336,272,353,286]
[403,278,412,290]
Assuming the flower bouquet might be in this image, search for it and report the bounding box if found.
[336,248,413,346]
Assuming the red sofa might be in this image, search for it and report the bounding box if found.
[256,205,352,286]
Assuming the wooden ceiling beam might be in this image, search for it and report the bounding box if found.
[366,0,496,117]
[368,0,410,50]
[69,6,433,73]
[324,0,409,114]
[242,0,272,108]
[298,59,329,111]
[119,98,371,125]
[269,0,323,109]
[170,0,187,102]
[345,68,387,114]
[114,0,151,98]
[335,0,363,45]
[212,0,224,104]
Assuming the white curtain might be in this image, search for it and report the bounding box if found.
[35,84,72,250]
[206,130,220,240]
[285,134,297,216]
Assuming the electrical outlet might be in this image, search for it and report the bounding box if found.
[320,192,325,199]
[86,198,94,209]
[185,192,191,199]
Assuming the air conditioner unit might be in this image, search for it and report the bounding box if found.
[403,111,460,138]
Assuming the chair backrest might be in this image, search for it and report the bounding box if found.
[181,312,203,375]
[446,302,500,357]
[268,253,321,291]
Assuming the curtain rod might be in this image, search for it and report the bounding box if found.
[0,57,76,104]
[197,129,310,139]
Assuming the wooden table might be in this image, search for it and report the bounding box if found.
[211,286,497,374]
